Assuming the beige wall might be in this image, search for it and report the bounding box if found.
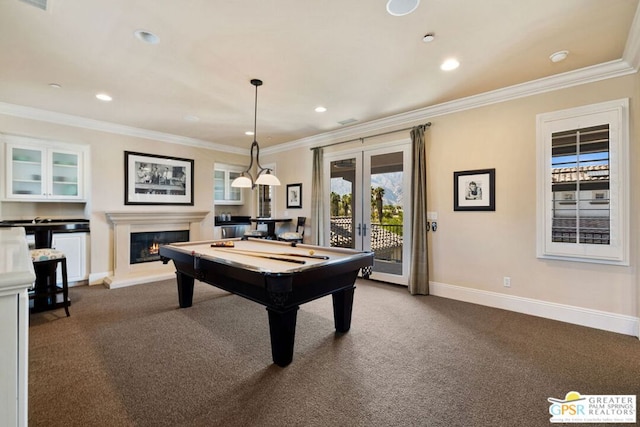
[0,115,249,281]
[264,73,639,320]
[424,75,637,316]
[0,72,638,327]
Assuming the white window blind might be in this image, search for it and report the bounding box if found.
[536,99,629,265]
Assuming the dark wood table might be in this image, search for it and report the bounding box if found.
[250,218,292,239]
[160,238,373,366]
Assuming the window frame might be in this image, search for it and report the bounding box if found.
[536,98,629,265]
[256,162,276,217]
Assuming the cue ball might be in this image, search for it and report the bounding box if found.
[309,250,315,255]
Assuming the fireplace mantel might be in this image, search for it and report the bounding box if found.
[104,210,209,289]
[105,211,210,225]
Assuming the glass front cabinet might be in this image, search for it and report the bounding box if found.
[214,164,244,205]
[3,135,89,202]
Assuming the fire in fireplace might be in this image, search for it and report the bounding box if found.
[130,230,189,264]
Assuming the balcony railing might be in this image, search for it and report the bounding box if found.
[330,217,403,262]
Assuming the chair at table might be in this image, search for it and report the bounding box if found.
[29,248,70,317]
[277,217,306,243]
[243,222,268,239]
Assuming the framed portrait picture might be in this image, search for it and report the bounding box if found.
[453,168,495,211]
[125,151,194,205]
[286,183,302,208]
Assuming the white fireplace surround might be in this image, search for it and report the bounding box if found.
[104,211,209,289]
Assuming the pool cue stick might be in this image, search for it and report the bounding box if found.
[215,248,306,264]
[216,247,329,260]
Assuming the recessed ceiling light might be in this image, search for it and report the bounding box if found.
[440,58,460,71]
[422,33,435,43]
[134,29,160,45]
[184,115,200,122]
[315,106,327,113]
[245,131,254,136]
[549,50,569,63]
[49,83,61,89]
[386,0,420,16]
[96,93,112,102]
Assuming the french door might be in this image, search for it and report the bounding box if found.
[324,142,412,285]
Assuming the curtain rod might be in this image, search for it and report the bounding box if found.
[310,122,431,151]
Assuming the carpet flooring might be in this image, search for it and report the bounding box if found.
[28,279,640,426]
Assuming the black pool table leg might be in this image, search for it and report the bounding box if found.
[266,306,299,367]
[176,272,195,308]
[332,286,355,333]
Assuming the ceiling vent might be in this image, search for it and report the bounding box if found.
[19,0,48,11]
[338,118,358,126]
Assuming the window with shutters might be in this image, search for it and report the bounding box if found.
[536,99,629,265]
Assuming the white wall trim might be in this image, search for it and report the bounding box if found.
[88,271,110,286]
[0,59,636,157]
[0,102,248,155]
[264,59,636,155]
[430,281,639,338]
[623,2,640,69]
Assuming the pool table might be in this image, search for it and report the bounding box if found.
[159,238,374,367]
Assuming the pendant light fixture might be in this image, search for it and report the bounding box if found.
[231,79,281,189]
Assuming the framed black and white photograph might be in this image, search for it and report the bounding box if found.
[453,168,495,211]
[125,151,194,205]
[286,183,302,208]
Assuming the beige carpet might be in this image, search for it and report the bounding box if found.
[28,279,640,426]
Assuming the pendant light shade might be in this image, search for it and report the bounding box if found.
[231,79,280,189]
[230,175,253,188]
[255,170,281,186]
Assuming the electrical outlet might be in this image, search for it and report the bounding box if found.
[503,277,511,288]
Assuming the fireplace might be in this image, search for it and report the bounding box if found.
[104,211,209,289]
[130,230,189,264]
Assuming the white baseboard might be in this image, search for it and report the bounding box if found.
[103,271,175,289]
[89,271,110,286]
[429,281,639,338]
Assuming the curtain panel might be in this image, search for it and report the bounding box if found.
[409,125,429,295]
[310,147,325,246]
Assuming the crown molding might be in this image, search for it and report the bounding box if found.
[623,3,640,70]
[264,59,636,155]
[0,102,248,155]
[0,58,636,157]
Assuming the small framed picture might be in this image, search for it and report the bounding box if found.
[286,183,302,208]
[125,151,194,205]
[453,168,495,211]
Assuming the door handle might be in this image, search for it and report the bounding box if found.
[357,223,361,236]
[362,223,367,237]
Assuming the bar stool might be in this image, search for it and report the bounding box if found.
[29,248,70,316]
[243,222,268,239]
[277,217,306,243]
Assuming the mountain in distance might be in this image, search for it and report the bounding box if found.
[331,172,403,206]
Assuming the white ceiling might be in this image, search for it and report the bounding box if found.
[0,0,638,150]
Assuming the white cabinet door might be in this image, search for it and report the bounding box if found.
[0,294,19,427]
[48,149,82,199]
[3,135,88,202]
[0,228,33,427]
[52,233,88,283]
[214,164,244,205]
[6,145,46,199]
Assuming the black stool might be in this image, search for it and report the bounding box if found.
[30,248,70,316]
